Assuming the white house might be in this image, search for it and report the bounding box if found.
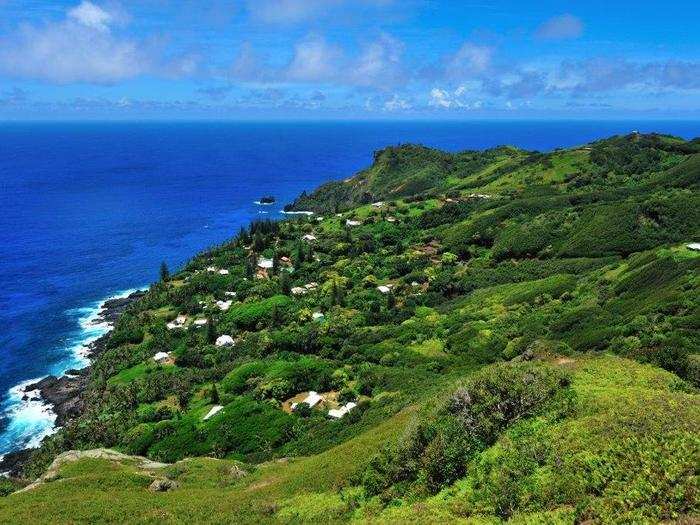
[291,391,324,411]
[257,257,274,269]
[687,243,700,251]
[377,285,392,294]
[346,219,361,227]
[218,269,230,275]
[312,312,325,321]
[153,351,171,363]
[216,300,233,311]
[291,286,307,296]
[302,234,317,242]
[166,315,187,330]
[203,405,223,420]
[372,201,384,208]
[328,402,357,419]
[206,266,218,272]
[224,291,237,297]
[193,318,208,327]
[215,335,235,347]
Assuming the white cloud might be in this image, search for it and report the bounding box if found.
[383,94,411,111]
[352,33,405,88]
[286,36,341,82]
[429,88,453,108]
[449,43,493,75]
[0,2,195,84]
[536,14,584,40]
[428,87,482,110]
[68,1,112,32]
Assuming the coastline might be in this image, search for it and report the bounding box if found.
[0,289,145,476]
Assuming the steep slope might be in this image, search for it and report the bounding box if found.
[2,132,698,524]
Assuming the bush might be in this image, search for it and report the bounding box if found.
[362,362,570,496]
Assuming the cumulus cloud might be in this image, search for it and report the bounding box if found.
[0,1,196,84]
[555,58,700,94]
[536,14,584,40]
[68,1,113,32]
[383,93,411,111]
[286,36,341,82]
[351,33,406,88]
[428,87,482,109]
[447,42,493,77]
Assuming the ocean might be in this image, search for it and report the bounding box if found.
[0,120,698,456]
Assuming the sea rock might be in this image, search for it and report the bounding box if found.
[25,373,89,427]
[98,291,146,325]
[0,448,35,478]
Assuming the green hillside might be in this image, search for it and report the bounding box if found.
[1,133,698,524]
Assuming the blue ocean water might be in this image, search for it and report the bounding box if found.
[0,120,698,455]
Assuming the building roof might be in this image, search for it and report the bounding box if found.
[215,335,235,347]
[203,405,223,420]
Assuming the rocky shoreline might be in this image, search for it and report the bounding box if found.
[0,290,145,477]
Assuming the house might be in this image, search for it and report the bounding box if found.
[386,216,397,223]
[291,286,307,296]
[312,312,325,321]
[224,291,237,297]
[377,285,393,294]
[203,405,223,420]
[218,269,229,275]
[193,318,208,327]
[328,402,357,419]
[291,391,324,411]
[257,257,274,269]
[166,315,187,330]
[305,282,318,290]
[316,216,324,222]
[206,266,217,272]
[346,219,361,227]
[372,201,384,208]
[302,234,317,242]
[687,243,700,251]
[215,335,235,347]
[153,351,171,363]
[216,300,233,311]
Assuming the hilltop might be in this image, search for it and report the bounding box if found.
[1,133,698,524]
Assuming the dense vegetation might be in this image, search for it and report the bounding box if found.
[2,132,698,524]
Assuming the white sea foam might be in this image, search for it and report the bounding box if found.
[0,378,58,455]
[280,210,314,216]
[0,286,145,455]
[254,200,274,206]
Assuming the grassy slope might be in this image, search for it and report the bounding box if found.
[1,356,695,524]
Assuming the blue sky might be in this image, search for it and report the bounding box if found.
[1,0,699,119]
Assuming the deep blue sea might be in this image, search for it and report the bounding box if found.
[0,120,698,455]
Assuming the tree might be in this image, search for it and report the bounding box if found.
[280,270,291,295]
[206,315,216,344]
[387,291,396,310]
[271,304,281,326]
[295,243,306,266]
[210,383,220,404]
[272,252,280,275]
[160,261,170,282]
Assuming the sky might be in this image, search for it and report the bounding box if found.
[0,0,699,120]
